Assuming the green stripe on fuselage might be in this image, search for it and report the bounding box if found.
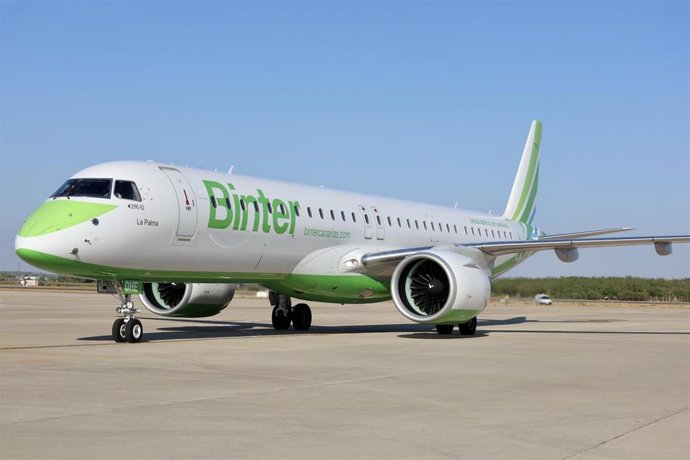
[15,248,390,304]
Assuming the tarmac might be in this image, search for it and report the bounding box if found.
[1,289,688,459]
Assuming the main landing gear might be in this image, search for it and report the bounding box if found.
[435,317,477,336]
[111,286,143,343]
[269,292,312,331]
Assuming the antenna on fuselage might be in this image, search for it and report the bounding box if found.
[228,165,235,175]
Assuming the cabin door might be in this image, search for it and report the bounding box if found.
[160,167,198,241]
[371,206,385,240]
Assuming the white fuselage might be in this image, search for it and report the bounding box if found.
[16,161,533,302]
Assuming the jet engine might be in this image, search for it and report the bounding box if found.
[390,250,490,324]
[139,282,235,317]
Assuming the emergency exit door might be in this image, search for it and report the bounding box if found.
[359,205,373,240]
[160,167,198,239]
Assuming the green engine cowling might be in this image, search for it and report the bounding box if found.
[139,282,235,317]
[390,249,490,325]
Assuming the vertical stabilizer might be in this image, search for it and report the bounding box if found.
[503,120,542,223]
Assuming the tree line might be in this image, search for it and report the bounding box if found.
[491,277,690,302]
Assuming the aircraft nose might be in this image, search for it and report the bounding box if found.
[16,200,118,270]
[17,200,117,238]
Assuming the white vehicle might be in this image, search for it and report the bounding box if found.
[535,294,553,305]
[15,121,689,343]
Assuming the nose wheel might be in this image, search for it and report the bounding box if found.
[112,317,143,343]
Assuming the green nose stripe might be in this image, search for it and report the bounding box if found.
[18,201,118,237]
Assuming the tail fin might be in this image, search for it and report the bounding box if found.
[503,120,542,224]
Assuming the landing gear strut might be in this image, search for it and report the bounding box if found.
[269,292,312,331]
[110,284,143,343]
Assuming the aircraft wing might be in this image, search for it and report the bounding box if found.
[469,235,690,256]
[359,235,690,271]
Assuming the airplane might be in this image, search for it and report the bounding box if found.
[15,121,690,343]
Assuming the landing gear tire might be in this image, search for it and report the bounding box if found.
[435,324,454,335]
[458,317,477,336]
[292,303,312,331]
[125,319,143,343]
[112,318,127,342]
[272,306,292,330]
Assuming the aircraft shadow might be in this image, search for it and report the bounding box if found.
[77,316,687,342]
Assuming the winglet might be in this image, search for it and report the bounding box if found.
[503,120,542,224]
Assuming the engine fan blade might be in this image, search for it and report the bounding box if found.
[409,261,449,316]
[157,283,186,306]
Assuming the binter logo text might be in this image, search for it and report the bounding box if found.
[203,180,300,236]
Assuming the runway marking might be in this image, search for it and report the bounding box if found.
[560,407,689,459]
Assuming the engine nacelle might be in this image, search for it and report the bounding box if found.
[139,282,235,318]
[391,250,490,324]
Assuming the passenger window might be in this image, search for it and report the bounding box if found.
[267,202,273,213]
[471,227,475,236]
[294,205,300,217]
[114,180,141,201]
[376,215,382,225]
[307,207,312,218]
[240,200,247,211]
[407,219,411,228]
[253,201,259,212]
[423,221,427,230]
[210,196,217,208]
[352,212,357,223]
[280,203,286,214]
[397,217,401,227]
[491,230,495,238]
[415,220,419,229]
[431,222,435,231]
[341,211,346,222]
[387,216,392,226]
[330,210,335,220]
[319,209,324,219]
[364,214,369,224]
[226,198,232,209]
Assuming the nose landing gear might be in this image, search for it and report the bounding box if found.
[110,286,143,343]
[269,292,312,331]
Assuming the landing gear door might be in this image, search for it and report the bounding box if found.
[371,206,385,240]
[359,205,373,240]
[160,167,198,241]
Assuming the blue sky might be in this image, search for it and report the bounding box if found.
[1,0,688,277]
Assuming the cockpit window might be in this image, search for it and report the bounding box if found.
[114,180,142,202]
[51,178,112,199]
